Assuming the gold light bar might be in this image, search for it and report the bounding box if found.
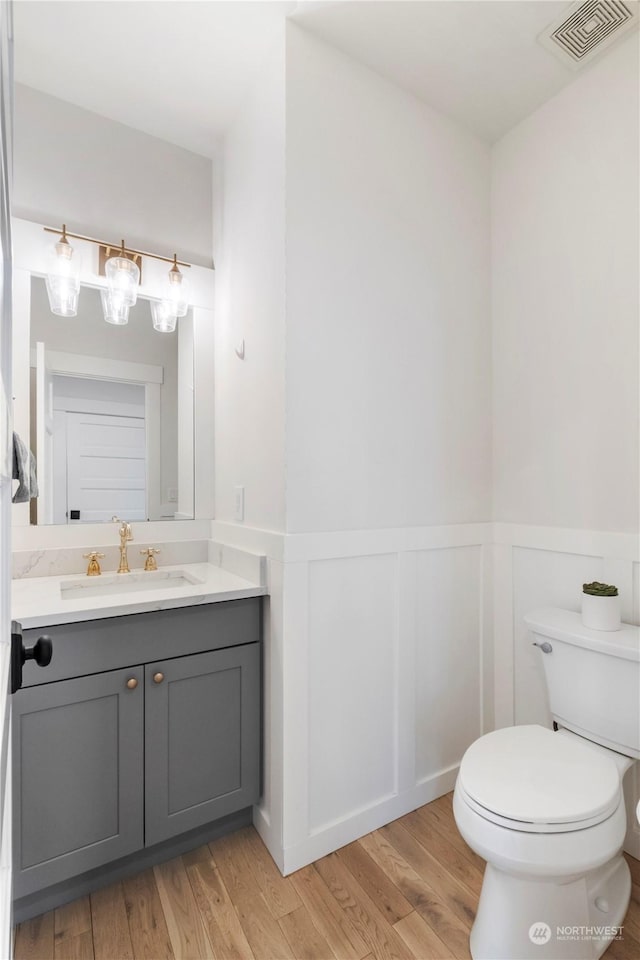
[44,225,191,270]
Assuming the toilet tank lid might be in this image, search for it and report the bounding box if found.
[524,608,640,662]
[459,725,621,825]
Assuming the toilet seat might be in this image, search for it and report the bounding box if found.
[458,725,621,834]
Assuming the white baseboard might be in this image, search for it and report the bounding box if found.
[253,805,285,874]
[280,765,459,875]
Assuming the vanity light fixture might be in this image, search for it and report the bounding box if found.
[45,224,81,317]
[163,255,190,318]
[105,240,140,307]
[43,225,194,324]
[151,299,177,333]
[100,288,130,326]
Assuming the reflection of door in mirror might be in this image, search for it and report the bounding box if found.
[28,277,194,524]
[51,374,146,523]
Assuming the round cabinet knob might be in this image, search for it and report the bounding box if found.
[126,677,138,690]
[153,672,164,684]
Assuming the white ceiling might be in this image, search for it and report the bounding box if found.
[292,0,579,142]
[13,0,635,155]
[13,1,296,157]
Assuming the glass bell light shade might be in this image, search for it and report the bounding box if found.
[151,299,177,333]
[164,257,189,318]
[45,234,81,317]
[101,288,130,326]
[105,248,140,306]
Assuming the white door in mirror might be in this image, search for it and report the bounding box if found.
[65,412,146,523]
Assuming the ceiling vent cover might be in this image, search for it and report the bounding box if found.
[539,0,639,68]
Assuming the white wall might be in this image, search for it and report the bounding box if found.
[14,85,213,268]
[246,25,493,873]
[211,29,287,862]
[491,36,640,857]
[221,27,640,873]
[212,25,493,872]
[492,35,639,534]
[285,25,491,535]
[213,35,286,534]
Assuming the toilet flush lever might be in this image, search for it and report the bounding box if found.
[533,641,553,654]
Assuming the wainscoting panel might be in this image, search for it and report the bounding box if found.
[414,546,483,783]
[213,520,639,872]
[307,553,399,834]
[276,525,491,873]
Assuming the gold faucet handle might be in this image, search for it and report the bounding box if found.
[83,551,105,576]
[112,516,133,540]
[140,547,160,571]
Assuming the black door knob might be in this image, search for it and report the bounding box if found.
[11,622,54,693]
[24,636,53,668]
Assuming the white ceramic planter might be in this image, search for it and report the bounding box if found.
[581,593,621,632]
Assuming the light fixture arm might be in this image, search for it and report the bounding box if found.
[43,225,194,269]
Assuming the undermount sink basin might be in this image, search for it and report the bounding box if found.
[60,569,204,600]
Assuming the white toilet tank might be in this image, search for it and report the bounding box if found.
[524,608,640,759]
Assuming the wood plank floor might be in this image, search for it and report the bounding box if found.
[14,793,640,960]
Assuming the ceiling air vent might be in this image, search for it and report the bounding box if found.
[539,0,639,69]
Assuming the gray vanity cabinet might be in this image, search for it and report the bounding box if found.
[13,599,262,911]
[145,643,260,846]
[13,666,144,898]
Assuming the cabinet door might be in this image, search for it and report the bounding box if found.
[13,667,144,898]
[145,643,260,846]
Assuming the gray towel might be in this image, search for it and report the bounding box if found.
[12,432,38,503]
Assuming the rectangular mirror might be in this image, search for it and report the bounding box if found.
[28,277,194,524]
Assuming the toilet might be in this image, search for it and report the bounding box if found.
[453,607,640,960]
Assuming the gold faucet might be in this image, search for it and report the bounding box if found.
[83,551,105,576]
[112,516,133,574]
[140,547,161,571]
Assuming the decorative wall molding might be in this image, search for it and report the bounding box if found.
[208,519,640,869]
[282,522,493,563]
[216,522,491,874]
[238,520,640,870]
[493,523,639,561]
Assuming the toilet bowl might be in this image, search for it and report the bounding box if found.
[453,609,640,960]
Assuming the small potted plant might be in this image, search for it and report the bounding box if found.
[582,582,621,632]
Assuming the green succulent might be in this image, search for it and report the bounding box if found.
[583,581,618,597]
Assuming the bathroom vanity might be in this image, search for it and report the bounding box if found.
[11,563,265,922]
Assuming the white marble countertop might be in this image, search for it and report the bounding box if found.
[12,562,266,629]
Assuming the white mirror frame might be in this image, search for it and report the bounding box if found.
[11,217,215,543]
